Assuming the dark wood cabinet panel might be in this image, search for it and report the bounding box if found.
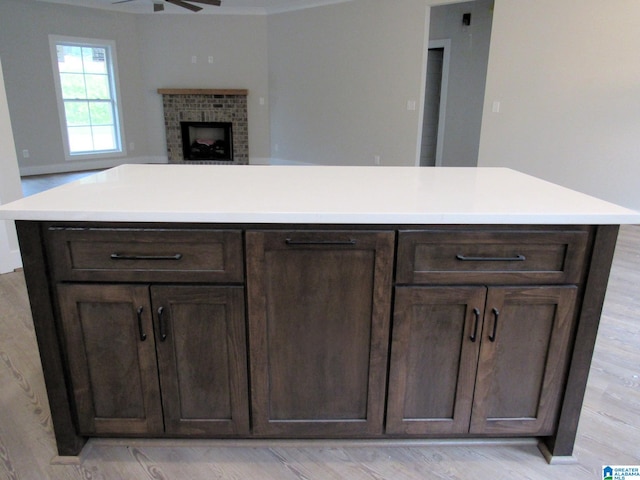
[46,227,244,283]
[246,230,395,436]
[387,287,486,434]
[470,286,577,435]
[57,283,250,437]
[151,286,249,435]
[396,229,588,285]
[387,285,577,438]
[57,284,164,435]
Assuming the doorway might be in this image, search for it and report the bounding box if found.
[420,41,450,167]
[418,0,494,167]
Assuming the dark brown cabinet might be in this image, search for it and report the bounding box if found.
[386,287,485,435]
[57,284,249,437]
[151,286,249,436]
[469,286,577,435]
[57,284,164,435]
[245,230,395,436]
[17,221,615,460]
[387,284,577,437]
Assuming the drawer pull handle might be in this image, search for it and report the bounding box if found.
[470,308,481,342]
[136,306,147,342]
[488,308,500,342]
[285,239,357,246]
[456,254,526,262]
[110,253,183,261]
[157,307,167,342]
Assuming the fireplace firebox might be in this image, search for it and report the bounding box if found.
[181,121,233,161]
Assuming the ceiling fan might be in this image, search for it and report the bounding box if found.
[113,0,221,13]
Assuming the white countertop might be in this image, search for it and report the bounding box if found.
[1,165,638,225]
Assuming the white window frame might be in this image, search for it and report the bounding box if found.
[49,35,126,161]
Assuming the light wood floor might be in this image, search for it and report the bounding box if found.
[0,226,638,479]
[21,170,104,197]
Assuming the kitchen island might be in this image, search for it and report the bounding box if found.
[1,165,638,463]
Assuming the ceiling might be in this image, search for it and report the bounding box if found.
[34,0,353,15]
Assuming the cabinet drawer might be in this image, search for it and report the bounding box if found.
[396,229,589,285]
[46,226,244,283]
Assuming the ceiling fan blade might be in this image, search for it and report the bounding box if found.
[112,0,137,4]
[166,0,203,11]
[153,2,165,12]
[188,0,222,5]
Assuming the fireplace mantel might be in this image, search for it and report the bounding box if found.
[157,88,248,96]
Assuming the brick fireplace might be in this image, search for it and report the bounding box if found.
[158,89,248,165]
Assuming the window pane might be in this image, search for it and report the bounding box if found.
[89,102,114,126]
[82,47,107,74]
[57,45,83,73]
[64,101,90,126]
[92,126,116,150]
[68,126,94,153]
[54,38,122,157]
[60,73,87,99]
[85,74,110,99]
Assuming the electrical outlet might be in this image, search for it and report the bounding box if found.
[208,56,213,64]
[374,155,381,165]
[191,55,197,64]
[22,149,29,158]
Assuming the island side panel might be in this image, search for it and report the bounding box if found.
[543,224,619,458]
[15,221,86,456]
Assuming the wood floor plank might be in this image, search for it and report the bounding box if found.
[0,225,638,478]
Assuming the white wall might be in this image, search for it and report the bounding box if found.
[479,0,640,210]
[0,0,271,173]
[135,13,270,163]
[267,0,429,166]
[0,57,23,273]
[0,0,152,175]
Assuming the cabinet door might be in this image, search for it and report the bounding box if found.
[246,231,395,436]
[386,287,486,434]
[151,286,249,436]
[57,284,163,435]
[470,286,577,435]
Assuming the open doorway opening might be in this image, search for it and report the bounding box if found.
[420,41,450,166]
[419,0,494,167]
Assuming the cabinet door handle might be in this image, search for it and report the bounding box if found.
[456,254,526,262]
[157,306,167,342]
[136,306,147,342]
[110,253,183,261]
[285,239,357,246]
[488,308,500,342]
[470,308,481,342]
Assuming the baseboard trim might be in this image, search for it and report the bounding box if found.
[90,436,538,449]
[20,156,168,177]
[269,158,315,166]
